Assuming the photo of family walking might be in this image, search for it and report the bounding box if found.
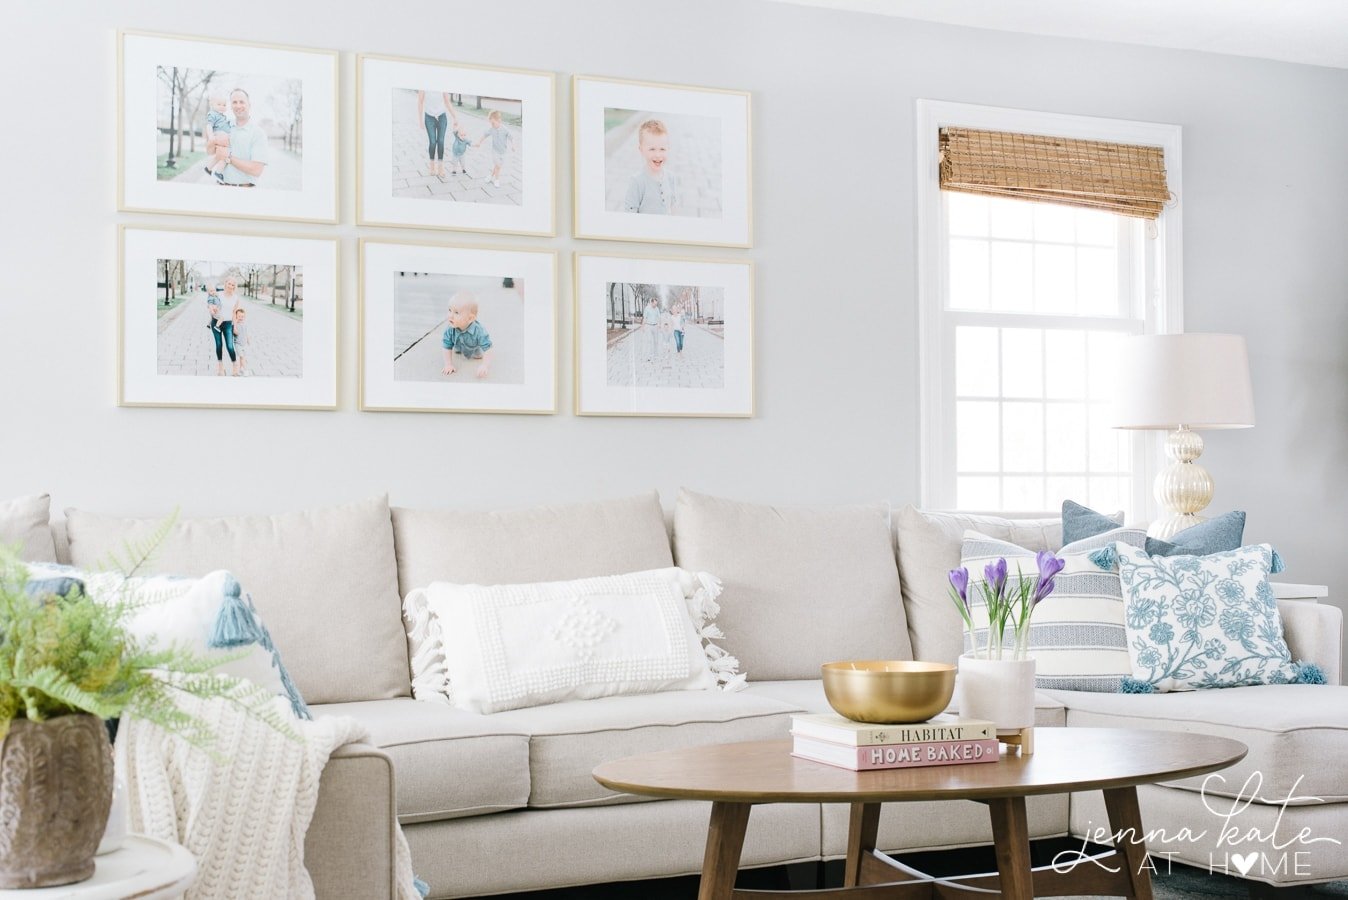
[154,257,304,379]
[121,227,338,410]
[392,273,525,385]
[605,282,725,390]
[392,90,522,204]
[574,254,753,418]
[119,32,339,222]
[360,241,556,414]
[573,77,752,247]
[155,67,303,190]
[358,56,555,235]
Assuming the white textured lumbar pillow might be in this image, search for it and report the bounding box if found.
[403,567,744,714]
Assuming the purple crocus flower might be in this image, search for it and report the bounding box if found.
[948,567,970,609]
[984,558,1008,599]
[1032,550,1066,605]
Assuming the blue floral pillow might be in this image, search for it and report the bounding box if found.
[1113,542,1296,691]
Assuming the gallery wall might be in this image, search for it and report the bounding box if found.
[3,1,1346,624]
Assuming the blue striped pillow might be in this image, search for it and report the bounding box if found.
[961,527,1148,692]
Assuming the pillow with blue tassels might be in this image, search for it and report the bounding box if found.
[1090,541,1324,693]
[24,563,309,719]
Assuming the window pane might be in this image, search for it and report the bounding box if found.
[947,193,988,237]
[1035,244,1075,314]
[1077,247,1118,316]
[955,327,999,397]
[1003,476,1045,512]
[990,242,1033,312]
[1046,476,1089,512]
[957,477,1000,511]
[949,239,990,310]
[1088,403,1121,471]
[1034,203,1075,243]
[1001,400,1043,472]
[1045,402,1087,471]
[988,197,1033,239]
[1089,476,1126,514]
[1001,329,1042,398]
[957,401,1000,472]
[1044,330,1086,400]
[1076,209,1116,246]
[1086,332,1124,401]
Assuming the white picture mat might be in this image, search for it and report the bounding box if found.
[576,255,752,416]
[575,78,751,247]
[358,57,554,235]
[361,242,556,412]
[121,228,337,408]
[120,33,337,222]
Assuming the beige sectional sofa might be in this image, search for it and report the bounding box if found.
[27,491,1348,898]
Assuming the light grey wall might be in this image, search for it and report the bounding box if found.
[4,1,1345,634]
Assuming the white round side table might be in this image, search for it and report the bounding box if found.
[0,836,196,900]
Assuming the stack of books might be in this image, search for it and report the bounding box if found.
[791,713,1000,771]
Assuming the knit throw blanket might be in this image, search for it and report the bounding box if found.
[118,697,422,900]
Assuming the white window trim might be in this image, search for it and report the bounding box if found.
[915,99,1184,517]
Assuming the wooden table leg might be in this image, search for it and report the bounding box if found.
[698,801,752,900]
[843,802,881,887]
[987,797,1033,899]
[1104,786,1155,900]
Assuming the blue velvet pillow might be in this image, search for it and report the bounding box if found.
[1061,501,1245,557]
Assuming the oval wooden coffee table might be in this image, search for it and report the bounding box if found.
[593,727,1245,900]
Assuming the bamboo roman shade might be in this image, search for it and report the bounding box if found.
[939,127,1171,220]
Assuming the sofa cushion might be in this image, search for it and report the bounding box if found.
[391,492,673,597]
[490,690,802,809]
[313,699,530,824]
[2,494,56,562]
[1047,685,1348,805]
[742,679,1069,727]
[65,496,408,705]
[895,506,1065,666]
[672,489,911,681]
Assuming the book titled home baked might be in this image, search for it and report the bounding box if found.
[790,713,995,746]
[791,735,1001,771]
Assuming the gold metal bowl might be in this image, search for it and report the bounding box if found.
[820,660,957,724]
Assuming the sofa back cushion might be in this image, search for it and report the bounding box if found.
[672,489,912,681]
[64,495,407,705]
[2,494,57,562]
[894,506,1066,666]
[391,492,673,596]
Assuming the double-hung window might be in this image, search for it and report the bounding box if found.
[916,102,1182,518]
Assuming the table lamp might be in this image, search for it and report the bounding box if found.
[1112,333,1256,539]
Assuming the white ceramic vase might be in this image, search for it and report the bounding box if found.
[956,653,1036,730]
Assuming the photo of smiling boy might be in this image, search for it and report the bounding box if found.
[623,119,677,215]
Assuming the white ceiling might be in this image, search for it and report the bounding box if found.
[767,0,1348,69]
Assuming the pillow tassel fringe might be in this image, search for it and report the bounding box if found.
[691,573,745,692]
[1293,661,1327,685]
[1119,676,1156,694]
[1088,544,1118,571]
[1271,549,1286,574]
[208,584,267,649]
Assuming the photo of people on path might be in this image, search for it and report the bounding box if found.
[606,283,725,389]
[393,273,525,384]
[392,89,523,205]
[155,258,304,378]
[604,109,721,218]
[156,66,303,189]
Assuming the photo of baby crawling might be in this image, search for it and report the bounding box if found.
[392,273,525,384]
[603,109,722,218]
[392,89,522,205]
[606,282,725,389]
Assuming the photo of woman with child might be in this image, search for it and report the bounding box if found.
[605,282,725,390]
[395,89,522,204]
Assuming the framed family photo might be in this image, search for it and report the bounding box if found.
[358,55,555,236]
[118,31,338,223]
[119,226,338,409]
[574,254,753,417]
[360,241,557,414]
[573,76,752,247]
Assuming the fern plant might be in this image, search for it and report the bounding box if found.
[0,521,296,749]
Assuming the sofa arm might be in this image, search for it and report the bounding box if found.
[306,742,398,900]
[1279,599,1343,685]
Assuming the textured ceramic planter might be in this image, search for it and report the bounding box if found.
[0,714,114,889]
[956,653,1037,730]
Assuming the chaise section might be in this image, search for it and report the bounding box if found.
[491,690,803,808]
[312,699,531,824]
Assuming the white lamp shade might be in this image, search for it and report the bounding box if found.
[1112,333,1255,430]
